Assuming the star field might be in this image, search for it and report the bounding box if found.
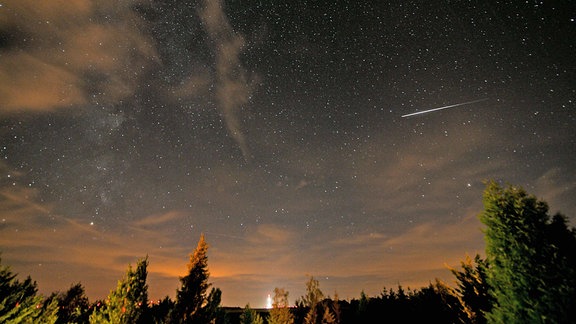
[0,0,575,307]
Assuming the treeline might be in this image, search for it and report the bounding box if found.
[1,181,575,323]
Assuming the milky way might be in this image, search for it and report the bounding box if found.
[1,1,575,307]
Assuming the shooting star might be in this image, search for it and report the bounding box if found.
[401,98,489,118]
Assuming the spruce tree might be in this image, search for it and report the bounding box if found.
[171,234,221,324]
[480,181,576,323]
[89,256,149,324]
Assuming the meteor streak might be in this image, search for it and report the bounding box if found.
[401,98,489,117]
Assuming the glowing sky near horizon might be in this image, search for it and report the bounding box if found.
[0,1,575,308]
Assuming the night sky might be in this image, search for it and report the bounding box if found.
[1,0,575,308]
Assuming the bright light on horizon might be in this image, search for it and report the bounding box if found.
[266,294,272,309]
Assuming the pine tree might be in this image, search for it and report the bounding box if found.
[268,287,293,324]
[239,304,264,324]
[480,181,576,323]
[89,256,149,324]
[171,234,221,324]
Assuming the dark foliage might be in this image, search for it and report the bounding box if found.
[47,283,92,324]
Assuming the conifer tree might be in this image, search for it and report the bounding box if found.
[449,254,492,323]
[480,181,576,323]
[269,287,293,324]
[171,234,221,324]
[53,283,90,324]
[0,256,57,323]
[89,256,149,324]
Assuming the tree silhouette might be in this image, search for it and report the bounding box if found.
[170,234,221,324]
[449,254,492,323]
[48,282,91,324]
[149,296,175,323]
[410,279,463,323]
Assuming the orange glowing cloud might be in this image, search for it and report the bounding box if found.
[0,0,157,114]
[0,53,87,112]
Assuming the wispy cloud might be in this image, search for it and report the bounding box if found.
[133,210,185,228]
[534,167,576,215]
[198,0,256,162]
[0,0,156,113]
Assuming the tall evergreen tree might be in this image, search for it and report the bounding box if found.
[268,287,293,324]
[171,234,221,324]
[0,256,58,323]
[89,256,149,324]
[480,181,576,323]
[449,254,492,324]
[51,282,91,324]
